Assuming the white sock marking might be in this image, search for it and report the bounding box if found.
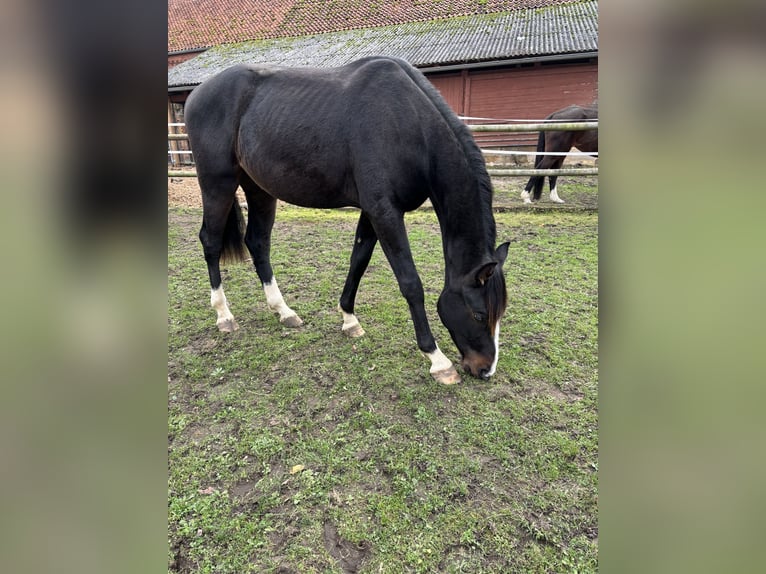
[550,186,564,203]
[521,190,532,204]
[341,310,361,332]
[211,286,235,324]
[425,346,454,374]
[263,278,299,322]
[487,321,501,377]
[211,286,233,319]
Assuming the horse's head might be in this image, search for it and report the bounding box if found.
[437,243,510,379]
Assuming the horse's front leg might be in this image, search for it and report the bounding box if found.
[372,213,461,385]
[339,212,378,338]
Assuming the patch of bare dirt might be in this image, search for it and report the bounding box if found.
[169,538,194,573]
[169,178,248,209]
[168,177,202,208]
[168,175,598,211]
[323,522,371,574]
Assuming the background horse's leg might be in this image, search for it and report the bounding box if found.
[534,154,566,202]
[546,131,575,203]
[339,212,378,337]
[240,177,302,328]
[198,173,245,333]
[522,130,547,204]
[370,211,460,385]
[521,176,541,204]
[548,174,564,203]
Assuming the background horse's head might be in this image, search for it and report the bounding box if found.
[437,243,509,379]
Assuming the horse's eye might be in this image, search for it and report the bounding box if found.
[473,312,486,322]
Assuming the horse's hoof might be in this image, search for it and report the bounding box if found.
[342,323,365,338]
[523,198,532,204]
[432,366,461,385]
[217,318,239,332]
[281,315,303,328]
[551,198,565,204]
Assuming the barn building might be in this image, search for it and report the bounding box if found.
[168,0,598,164]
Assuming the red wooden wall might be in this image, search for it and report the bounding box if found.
[427,61,598,148]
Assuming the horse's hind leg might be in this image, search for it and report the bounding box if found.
[534,155,565,202]
[521,176,538,204]
[523,130,546,204]
[240,177,302,328]
[339,212,378,338]
[548,174,564,203]
[198,173,246,333]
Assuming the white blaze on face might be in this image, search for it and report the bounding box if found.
[487,321,501,377]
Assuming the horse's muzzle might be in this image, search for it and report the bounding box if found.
[460,352,493,380]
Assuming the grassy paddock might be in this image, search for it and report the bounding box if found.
[168,204,598,573]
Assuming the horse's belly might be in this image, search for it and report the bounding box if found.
[248,168,359,209]
[270,186,358,209]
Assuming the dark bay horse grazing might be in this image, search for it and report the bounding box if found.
[521,104,598,204]
[184,56,509,384]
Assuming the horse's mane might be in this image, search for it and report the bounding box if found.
[486,270,508,334]
[388,57,496,247]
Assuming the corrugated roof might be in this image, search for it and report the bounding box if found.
[168,1,598,88]
[168,0,583,53]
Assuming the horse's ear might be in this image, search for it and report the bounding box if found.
[475,262,497,286]
[495,242,510,267]
[475,244,509,285]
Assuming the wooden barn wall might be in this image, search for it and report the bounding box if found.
[167,60,598,159]
[427,61,598,148]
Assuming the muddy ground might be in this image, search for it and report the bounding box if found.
[168,172,598,211]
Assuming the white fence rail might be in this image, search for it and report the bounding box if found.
[168,121,598,178]
[469,122,598,133]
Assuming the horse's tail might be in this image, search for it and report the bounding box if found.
[220,201,247,264]
[533,130,546,168]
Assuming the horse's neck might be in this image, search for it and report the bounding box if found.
[424,123,496,276]
[430,177,495,278]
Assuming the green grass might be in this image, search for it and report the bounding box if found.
[491,175,599,211]
[168,205,598,573]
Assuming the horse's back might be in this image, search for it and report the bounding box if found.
[187,57,450,210]
[545,104,598,153]
[548,104,598,122]
[186,57,423,138]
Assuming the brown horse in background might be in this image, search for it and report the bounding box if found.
[521,104,598,204]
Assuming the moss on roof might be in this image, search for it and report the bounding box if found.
[168,1,598,87]
[168,0,586,52]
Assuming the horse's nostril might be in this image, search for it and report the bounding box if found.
[479,368,490,380]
